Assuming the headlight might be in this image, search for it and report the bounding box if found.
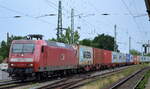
[10,58,33,62]
[29,64,33,66]
[11,64,14,66]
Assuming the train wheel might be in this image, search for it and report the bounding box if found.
[36,73,41,81]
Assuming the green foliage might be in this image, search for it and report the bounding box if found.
[0,56,3,63]
[130,49,141,56]
[144,53,150,56]
[74,30,80,44]
[0,35,24,63]
[48,38,57,41]
[0,41,9,59]
[80,34,119,51]
[49,27,80,44]
[62,27,72,44]
[136,70,150,89]
[79,39,92,47]
[92,34,118,51]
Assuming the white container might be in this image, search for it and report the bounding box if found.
[130,55,134,63]
[78,45,93,65]
[112,52,119,63]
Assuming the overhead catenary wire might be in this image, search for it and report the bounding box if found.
[120,0,142,32]
[121,0,149,44]
[44,0,70,17]
[0,4,53,24]
[43,0,99,35]
[43,0,58,10]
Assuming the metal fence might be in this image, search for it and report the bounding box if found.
[0,70,11,80]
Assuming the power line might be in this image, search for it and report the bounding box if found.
[0,4,52,24]
[44,0,58,10]
[120,0,142,32]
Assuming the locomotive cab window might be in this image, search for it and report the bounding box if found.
[12,43,35,53]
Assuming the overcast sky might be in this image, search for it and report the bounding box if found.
[0,0,149,53]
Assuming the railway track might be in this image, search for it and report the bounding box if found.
[0,80,36,89]
[0,65,138,89]
[35,65,133,89]
[109,67,150,89]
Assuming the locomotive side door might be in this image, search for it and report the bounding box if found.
[41,46,47,67]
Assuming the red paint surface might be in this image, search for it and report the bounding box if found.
[93,48,112,65]
[93,48,103,64]
[133,56,140,64]
[103,50,112,64]
[39,46,78,68]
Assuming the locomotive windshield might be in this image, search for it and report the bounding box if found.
[12,43,35,53]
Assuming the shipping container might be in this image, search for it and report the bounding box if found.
[133,56,137,64]
[103,50,112,64]
[130,55,134,63]
[147,57,150,62]
[118,53,122,63]
[93,48,103,65]
[78,45,93,65]
[93,48,112,65]
[133,56,140,64]
[126,54,130,63]
[137,56,140,64]
[145,56,149,62]
[122,53,126,63]
[112,52,119,63]
[140,56,144,62]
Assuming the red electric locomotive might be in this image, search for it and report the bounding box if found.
[8,36,78,80]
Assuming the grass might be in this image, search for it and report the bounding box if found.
[79,64,150,89]
[135,68,150,89]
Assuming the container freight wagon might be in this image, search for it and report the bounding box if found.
[140,56,145,63]
[93,48,112,69]
[75,45,93,71]
[93,48,103,68]
[118,53,124,63]
[133,56,140,64]
[103,50,112,67]
[143,56,150,63]
[147,57,150,63]
[126,54,134,64]
[112,52,119,64]
[121,53,126,64]
[126,54,130,63]
[130,55,134,63]
[112,52,126,66]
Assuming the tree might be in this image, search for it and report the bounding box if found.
[62,27,80,44]
[0,35,25,63]
[0,41,8,59]
[79,39,92,46]
[0,56,3,63]
[49,27,80,44]
[73,30,80,44]
[130,49,141,56]
[79,34,119,51]
[92,34,119,51]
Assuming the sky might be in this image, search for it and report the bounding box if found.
[0,0,150,53]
